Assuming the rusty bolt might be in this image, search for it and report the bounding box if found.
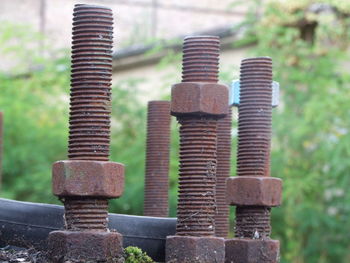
[144,101,171,217]
[225,57,281,262]
[215,107,232,238]
[48,4,124,262]
[166,36,228,263]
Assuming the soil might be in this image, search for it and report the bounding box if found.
[0,246,48,263]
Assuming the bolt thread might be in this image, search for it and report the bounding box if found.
[235,206,271,238]
[215,107,232,238]
[68,4,113,161]
[182,36,219,83]
[64,198,108,231]
[144,101,171,217]
[235,57,273,239]
[237,57,272,177]
[64,4,113,232]
[176,117,218,236]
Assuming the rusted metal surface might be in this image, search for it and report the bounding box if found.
[225,238,280,263]
[171,82,228,116]
[52,160,124,198]
[48,4,124,262]
[235,57,274,238]
[226,176,282,207]
[166,36,228,262]
[166,236,225,263]
[48,231,123,262]
[215,107,232,238]
[225,57,281,262]
[144,101,171,217]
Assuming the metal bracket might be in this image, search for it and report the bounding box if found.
[229,80,279,108]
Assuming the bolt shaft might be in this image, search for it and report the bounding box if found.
[175,36,220,237]
[235,57,273,238]
[215,108,232,238]
[144,101,171,217]
[64,4,114,231]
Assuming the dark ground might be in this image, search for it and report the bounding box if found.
[0,246,48,263]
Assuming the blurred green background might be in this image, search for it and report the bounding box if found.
[0,1,350,262]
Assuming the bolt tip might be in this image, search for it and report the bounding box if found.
[184,35,220,41]
[74,4,112,11]
[241,56,272,64]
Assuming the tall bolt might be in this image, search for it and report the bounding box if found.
[48,5,125,262]
[144,100,171,217]
[166,36,228,263]
[215,108,232,238]
[225,57,282,262]
[65,3,114,231]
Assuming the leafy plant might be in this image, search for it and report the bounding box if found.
[124,246,154,263]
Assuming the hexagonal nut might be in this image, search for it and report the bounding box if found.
[48,230,124,263]
[226,176,282,207]
[171,82,229,117]
[166,235,225,263]
[52,160,124,198]
[225,238,280,263]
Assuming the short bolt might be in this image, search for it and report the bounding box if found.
[144,100,171,217]
[225,57,282,263]
[48,4,124,262]
[166,36,228,263]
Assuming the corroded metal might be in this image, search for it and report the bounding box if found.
[144,100,171,217]
[225,57,281,263]
[166,36,228,263]
[235,57,273,238]
[48,4,124,262]
[65,3,115,231]
[215,108,232,238]
[176,36,222,237]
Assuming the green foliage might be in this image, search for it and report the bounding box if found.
[123,246,154,263]
[248,1,350,262]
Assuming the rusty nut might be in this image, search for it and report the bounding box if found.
[166,235,225,263]
[171,82,229,117]
[48,230,123,263]
[226,176,282,207]
[52,160,124,198]
[225,238,280,263]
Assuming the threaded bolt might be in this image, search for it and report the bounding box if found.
[182,36,219,83]
[144,101,171,217]
[235,57,273,238]
[175,36,221,237]
[64,3,113,232]
[215,108,232,238]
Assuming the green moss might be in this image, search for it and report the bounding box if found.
[124,246,154,263]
